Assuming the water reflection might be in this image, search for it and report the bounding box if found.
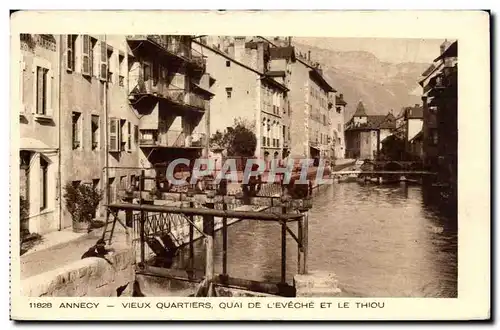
[174,182,457,297]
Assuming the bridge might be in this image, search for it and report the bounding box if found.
[359,160,425,172]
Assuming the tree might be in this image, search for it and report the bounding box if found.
[209,118,257,157]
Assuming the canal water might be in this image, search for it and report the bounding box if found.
[174,182,457,298]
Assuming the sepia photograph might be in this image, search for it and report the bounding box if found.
[9,10,489,321]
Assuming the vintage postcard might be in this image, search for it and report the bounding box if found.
[9,10,490,321]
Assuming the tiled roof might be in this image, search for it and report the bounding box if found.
[353,101,367,116]
[434,40,458,62]
[345,113,396,131]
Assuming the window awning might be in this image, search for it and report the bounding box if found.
[20,137,58,153]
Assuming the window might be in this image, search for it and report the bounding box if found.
[143,63,150,81]
[262,136,266,146]
[120,120,127,151]
[82,35,91,76]
[90,37,98,76]
[107,48,113,84]
[127,121,132,151]
[100,41,108,81]
[134,125,139,146]
[72,112,81,149]
[118,53,125,87]
[226,87,232,98]
[431,129,438,145]
[108,118,121,152]
[40,157,48,211]
[92,179,100,190]
[66,35,76,71]
[72,180,81,188]
[36,66,48,115]
[91,115,99,150]
[226,60,231,67]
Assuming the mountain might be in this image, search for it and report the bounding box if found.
[292,42,430,121]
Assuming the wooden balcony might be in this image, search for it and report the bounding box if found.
[126,35,191,62]
[127,35,206,73]
[139,130,207,148]
[130,79,210,112]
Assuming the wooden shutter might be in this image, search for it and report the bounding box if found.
[82,35,91,76]
[127,122,131,151]
[100,41,107,81]
[134,125,138,144]
[36,67,44,114]
[66,35,74,71]
[109,118,118,152]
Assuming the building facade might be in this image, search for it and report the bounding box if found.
[344,101,396,160]
[127,35,212,188]
[421,40,458,189]
[193,36,288,160]
[19,34,61,235]
[333,93,347,159]
[59,35,143,223]
[265,39,337,161]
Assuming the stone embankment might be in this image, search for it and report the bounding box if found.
[21,247,135,297]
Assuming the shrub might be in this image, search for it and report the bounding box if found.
[63,182,103,223]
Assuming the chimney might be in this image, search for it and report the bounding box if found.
[234,36,246,62]
[308,50,311,61]
[440,39,451,55]
[339,93,344,100]
[288,36,292,46]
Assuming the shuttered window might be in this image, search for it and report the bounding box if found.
[100,41,107,81]
[36,67,48,115]
[82,35,91,76]
[109,118,120,152]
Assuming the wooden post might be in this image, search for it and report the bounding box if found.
[189,200,194,274]
[222,202,228,278]
[203,194,215,284]
[298,214,303,274]
[302,210,309,274]
[139,169,145,266]
[281,203,287,284]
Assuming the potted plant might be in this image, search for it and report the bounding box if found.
[63,182,103,233]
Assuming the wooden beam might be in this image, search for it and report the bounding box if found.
[332,170,437,175]
[106,203,303,221]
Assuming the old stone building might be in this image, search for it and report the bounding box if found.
[127,35,213,188]
[19,34,61,235]
[193,36,288,161]
[59,35,141,223]
[344,101,396,160]
[333,94,347,159]
[421,40,457,189]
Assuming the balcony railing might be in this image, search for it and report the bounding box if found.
[139,130,207,148]
[127,35,206,72]
[131,80,208,111]
[186,92,208,110]
[127,35,190,59]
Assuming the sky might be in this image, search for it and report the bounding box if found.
[292,37,447,64]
